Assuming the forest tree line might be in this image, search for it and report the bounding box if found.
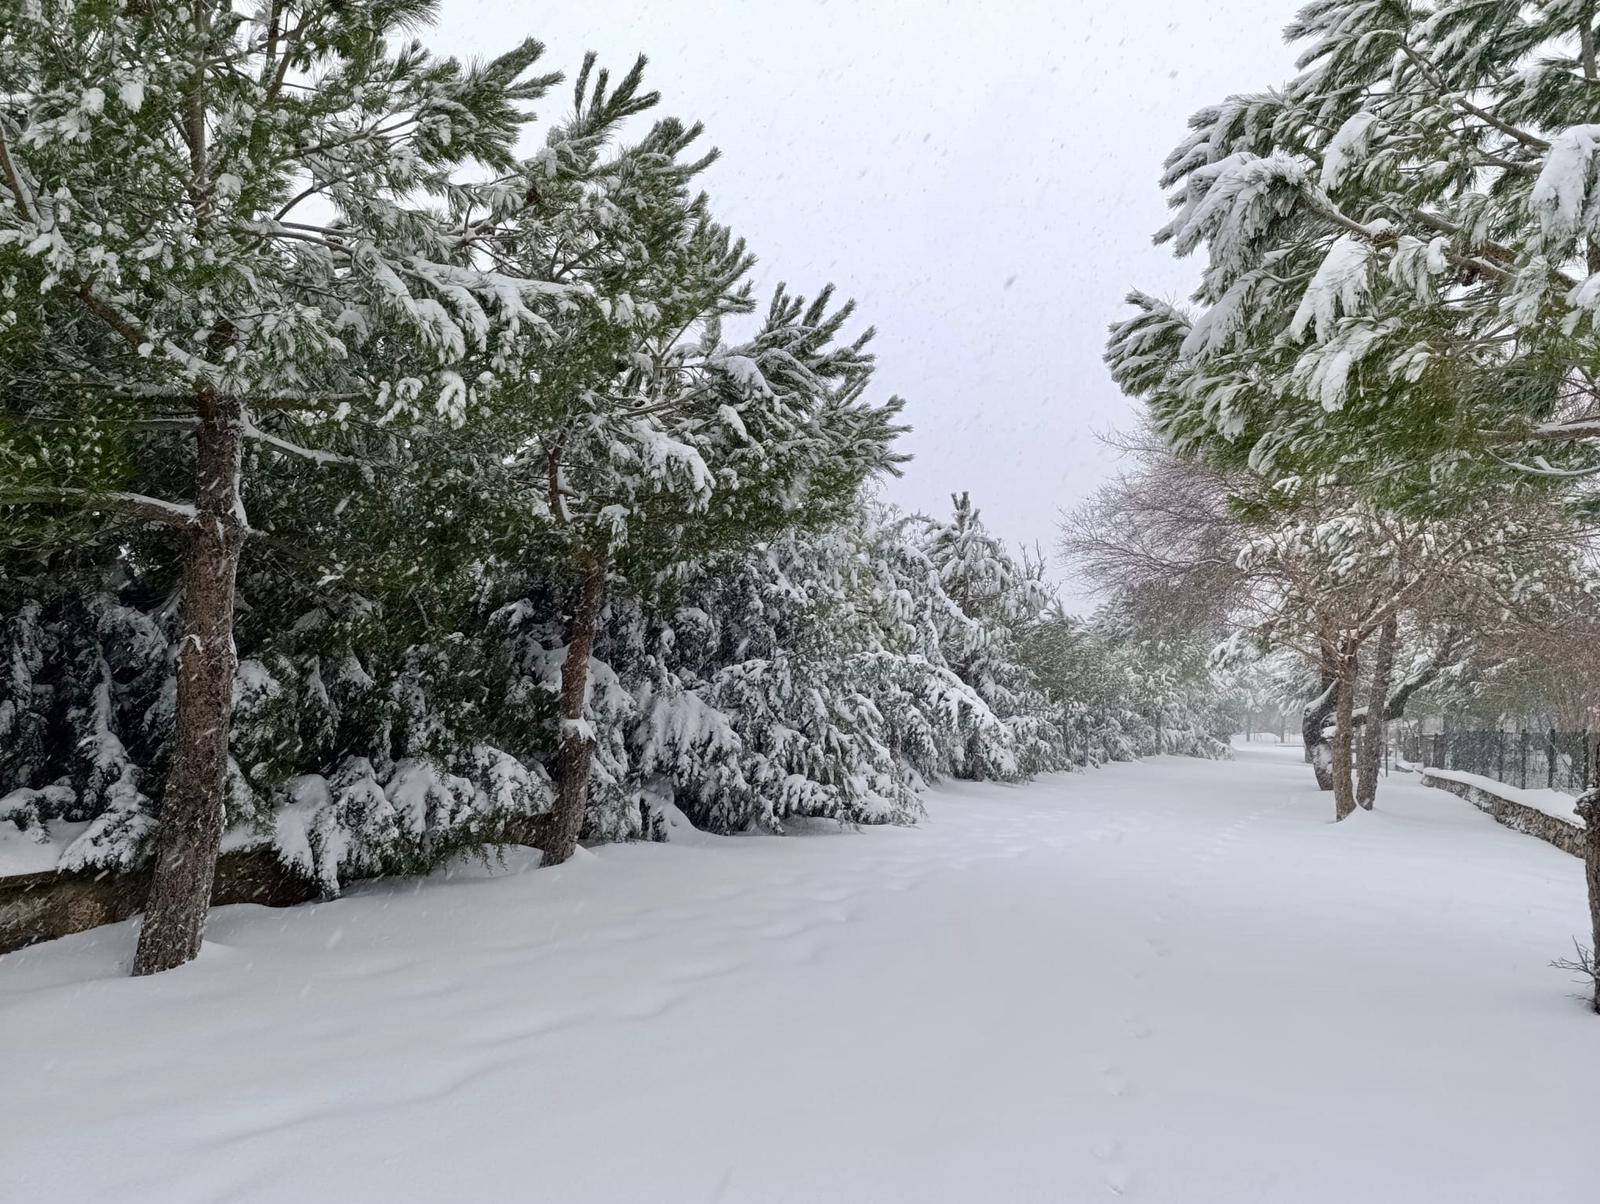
[0,2,1230,974]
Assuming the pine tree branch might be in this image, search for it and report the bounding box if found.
[71,284,230,386]
[1486,452,1600,478]
[1394,39,1549,151]
[0,116,41,225]
[2,116,228,386]
[1306,189,1516,284]
[241,416,363,466]
[1526,418,1600,441]
[0,410,198,434]
[0,487,198,528]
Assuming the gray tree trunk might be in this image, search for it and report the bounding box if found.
[1331,646,1359,822]
[1576,791,1600,1014]
[1356,616,1397,810]
[132,395,245,976]
[1303,657,1338,791]
[539,554,607,867]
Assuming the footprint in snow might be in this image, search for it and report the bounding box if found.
[757,918,816,939]
[1100,1066,1130,1098]
[611,989,682,1021]
[665,955,743,983]
[776,940,819,966]
[810,887,856,903]
[882,874,925,893]
[1103,1161,1135,1197]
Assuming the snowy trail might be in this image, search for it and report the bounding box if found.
[4,745,1598,1203]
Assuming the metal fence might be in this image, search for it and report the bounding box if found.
[1394,728,1599,796]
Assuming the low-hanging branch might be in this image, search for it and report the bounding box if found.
[0,487,199,528]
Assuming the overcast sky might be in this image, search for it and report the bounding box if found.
[433,0,1300,568]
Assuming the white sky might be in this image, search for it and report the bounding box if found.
[433,0,1300,565]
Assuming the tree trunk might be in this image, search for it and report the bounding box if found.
[1576,791,1600,1014]
[540,553,607,867]
[1356,615,1397,810]
[1331,646,1359,822]
[1303,657,1338,791]
[132,395,245,976]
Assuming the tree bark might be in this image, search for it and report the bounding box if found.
[1356,615,1398,810]
[1303,658,1338,791]
[1575,791,1600,1014]
[132,395,245,976]
[1331,646,1359,822]
[539,553,607,867]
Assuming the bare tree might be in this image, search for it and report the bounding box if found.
[1059,426,1247,632]
[1062,433,1545,818]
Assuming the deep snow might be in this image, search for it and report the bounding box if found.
[3,744,1596,1203]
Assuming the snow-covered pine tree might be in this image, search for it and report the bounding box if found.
[1107,0,1600,999]
[917,494,1065,777]
[1023,600,1234,766]
[480,59,907,864]
[622,519,930,835]
[1106,0,1600,504]
[616,500,1030,836]
[0,1,563,972]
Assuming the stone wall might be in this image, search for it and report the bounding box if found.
[0,850,318,955]
[1420,772,1587,857]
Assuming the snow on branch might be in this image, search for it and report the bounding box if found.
[1530,125,1600,249]
[0,487,198,527]
[242,416,363,467]
[1290,232,1375,342]
[1319,111,1377,192]
[1289,318,1396,410]
[1159,153,1309,298]
[1526,417,1600,442]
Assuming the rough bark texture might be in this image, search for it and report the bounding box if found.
[1303,661,1337,792]
[539,555,607,867]
[1356,616,1397,810]
[1331,649,1359,821]
[1577,790,1600,1014]
[132,396,245,976]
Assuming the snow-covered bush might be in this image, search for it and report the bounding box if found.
[0,485,1234,894]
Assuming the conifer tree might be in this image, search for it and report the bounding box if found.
[0,0,560,972]
[1112,0,1600,991]
[481,61,906,863]
[1106,0,1600,502]
[919,494,1064,777]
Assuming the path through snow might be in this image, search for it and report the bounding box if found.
[3,744,1597,1202]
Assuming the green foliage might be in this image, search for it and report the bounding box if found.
[1108,0,1600,515]
[0,6,1232,902]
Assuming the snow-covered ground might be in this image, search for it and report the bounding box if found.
[4,745,1597,1203]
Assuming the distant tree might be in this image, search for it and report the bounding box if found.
[920,493,1064,777]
